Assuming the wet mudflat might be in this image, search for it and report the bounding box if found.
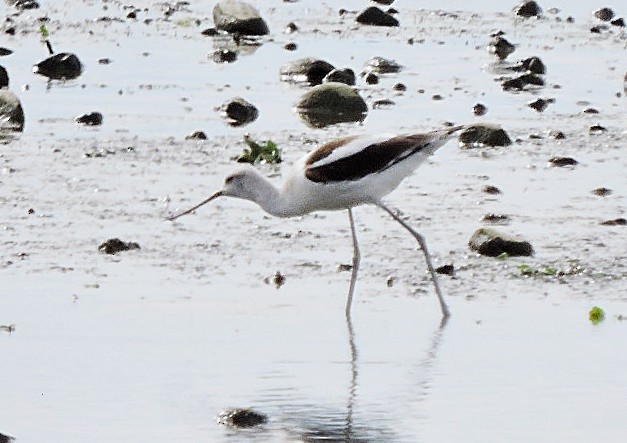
[1,0,626,442]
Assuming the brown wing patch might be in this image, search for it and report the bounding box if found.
[305,135,361,166]
[305,133,433,183]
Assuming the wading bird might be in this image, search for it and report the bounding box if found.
[168,126,465,319]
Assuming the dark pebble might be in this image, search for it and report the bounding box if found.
[482,185,502,195]
[527,98,554,112]
[469,228,534,257]
[365,72,379,85]
[13,0,39,10]
[201,27,219,36]
[473,103,488,116]
[610,17,625,27]
[593,7,614,22]
[212,49,237,63]
[185,131,207,140]
[583,107,599,114]
[356,6,399,26]
[33,52,83,80]
[502,73,544,91]
[218,408,267,428]
[98,238,140,255]
[488,36,516,60]
[515,1,542,18]
[98,58,112,64]
[285,22,298,33]
[0,66,8,88]
[591,187,612,197]
[549,130,565,139]
[322,68,356,86]
[127,10,137,19]
[372,99,395,108]
[590,25,607,33]
[459,125,512,148]
[435,264,455,276]
[482,213,510,224]
[75,112,103,126]
[548,156,578,167]
[589,124,607,133]
[5,27,16,36]
[393,82,406,92]
[600,218,626,226]
[431,94,444,101]
[284,42,297,51]
[511,56,546,74]
[0,47,13,56]
[221,97,258,126]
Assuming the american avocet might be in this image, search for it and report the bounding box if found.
[168,126,465,318]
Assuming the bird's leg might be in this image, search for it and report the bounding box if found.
[345,208,361,319]
[375,203,451,319]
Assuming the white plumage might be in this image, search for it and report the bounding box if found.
[169,125,464,318]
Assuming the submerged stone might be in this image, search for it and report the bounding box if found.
[295,83,368,128]
[0,65,8,87]
[0,89,25,132]
[469,228,534,257]
[459,125,512,148]
[98,238,140,255]
[75,112,103,126]
[213,0,269,36]
[487,36,516,60]
[220,97,258,126]
[514,1,542,18]
[33,52,82,80]
[280,57,335,85]
[218,408,267,428]
[322,68,356,86]
[356,6,399,26]
[363,56,402,74]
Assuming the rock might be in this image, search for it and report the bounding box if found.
[548,156,578,167]
[322,68,355,86]
[0,47,13,56]
[514,1,542,18]
[280,57,335,85]
[482,185,501,194]
[364,72,379,84]
[0,65,8,87]
[435,264,455,276]
[356,6,399,26]
[185,131,207,140]
[75,112,103,126]
[459,125,512,148]
[213,0,269,36]
[363,56,402,74]
[295,83,368,128]
[593,7,614,22]
[218,408,267,428]
[211,49,237,63]
[0,89,25,131]
[502,73,544,91]
[473,103,488,116]
[481,213,510,224]
[469,228,534,257]
[11,0,39,10]
[549,130,565,139]
[372,98,395,108]
[33,52,82,80]
[583,107,599,114]
[527,97,554,112]
[487,36,516,60]
[372,0,395,5]
[600,218,626,226]
[285,22,298,33]
[610,17,625,27]
[201,27,219,36]
[591,187,612,197]
[589,124,607,133]
[98,238,140,255]
[220,97,258,126]
[0,432,15,443]
[511,56,546,74]
[393,82,406,92]
[283,42,297,51]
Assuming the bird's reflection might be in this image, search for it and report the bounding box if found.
[298,311,450,442]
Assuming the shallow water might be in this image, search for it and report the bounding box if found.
[1,0,626,442]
